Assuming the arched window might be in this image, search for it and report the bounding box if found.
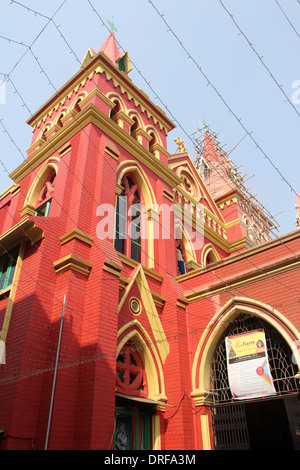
[205,253,212,265]
[115,175,142,263]
[130,116,139,137]
[110,98,121,120]
[148,131,156,149]
[35,170,56,217]
[56,113,64,128]
[202,244,220,267]
[116,340,147,397]
[40,124,51,142]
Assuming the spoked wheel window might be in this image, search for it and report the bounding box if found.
[116,341,147,397]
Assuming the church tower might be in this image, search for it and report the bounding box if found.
[197,126,276,249]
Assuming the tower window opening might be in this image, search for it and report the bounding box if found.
[110,99,121,120]
[0,246,19,291]
[114,175,142,263]
[35,171,56,217]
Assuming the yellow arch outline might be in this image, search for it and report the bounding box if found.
[70,91,88,111]
[127,110,144,130]
[117,319,167,402]
[25,157,59,208]
[191,296,300,404]
[106,91,127,113]
[145,125,163,146]
[201,243,220,266]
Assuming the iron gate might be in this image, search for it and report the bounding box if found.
[211,402,250,450]
[284,396,300,450]
[210,314,300,450]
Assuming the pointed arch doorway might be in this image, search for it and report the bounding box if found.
[210,314,300,450]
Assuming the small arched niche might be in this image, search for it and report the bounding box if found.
[22,158,59,217]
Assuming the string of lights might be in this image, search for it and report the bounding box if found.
[148,0,298,196]
[218,0,300,118]
[274,0,300,40]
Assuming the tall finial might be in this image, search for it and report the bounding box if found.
[107,19,118,32]
[174,137,187,153]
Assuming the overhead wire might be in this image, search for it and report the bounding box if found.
[274,0,300,40]
[218,0,300,118]
[148,0,298,196]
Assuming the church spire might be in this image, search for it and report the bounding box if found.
[81,24,132,73]
[99,26,132,73]
[99,30,122,67]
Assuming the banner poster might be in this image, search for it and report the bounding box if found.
[225,329,276,400]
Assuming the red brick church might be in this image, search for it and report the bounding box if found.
[0,30,299,450]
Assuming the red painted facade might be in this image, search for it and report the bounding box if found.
[0,31,299,450]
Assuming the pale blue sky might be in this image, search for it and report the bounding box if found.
[1,0,299,236]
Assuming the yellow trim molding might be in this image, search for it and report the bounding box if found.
[60,229,94,246]
[0,217,44,256]
[200,414,212,450]
[118,264,169,363]
[53,254,93,276]
[0,241,26,343]
[117,319,167,404]
[103,258,123,278]
[0,183,20,200]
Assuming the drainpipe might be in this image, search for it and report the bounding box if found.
[45,293,66,450]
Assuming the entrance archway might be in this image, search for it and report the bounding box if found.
[210,314,300,450]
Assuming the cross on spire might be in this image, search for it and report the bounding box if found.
[107,19,118,32]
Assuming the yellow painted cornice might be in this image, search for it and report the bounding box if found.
[149,142,170,158]
[0,217,44,255]
[117,252,164,283]
[79,86,113,109]
[60,229,94,246]
[53,253,93,276]
[185,258,300,303]
[0,183,20,200]
[215,190,237,209]
[103,258,123,278]
[225,218,241,229]
[177,229,300,286]
[132,127,153,141]
[111,110,135,126]
[182,230,300,301]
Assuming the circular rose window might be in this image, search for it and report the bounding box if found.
[129,297,141,315]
